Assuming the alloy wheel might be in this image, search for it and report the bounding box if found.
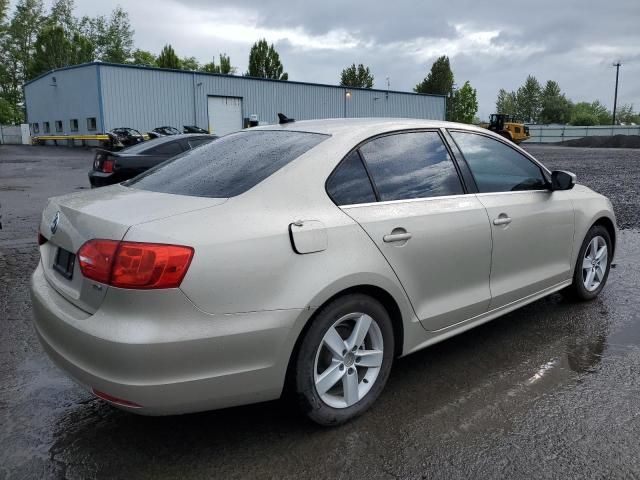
[313,313,384,409]
[582,235,608,292]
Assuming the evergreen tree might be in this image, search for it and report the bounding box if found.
[339,63,374,88]
[156,44,180,69]
[246,39,288,80]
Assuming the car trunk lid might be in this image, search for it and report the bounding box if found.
[38,184,226,313]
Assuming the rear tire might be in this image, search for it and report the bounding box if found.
[293,294,394,426]
[499,130,513,142]
[566,225,612,301]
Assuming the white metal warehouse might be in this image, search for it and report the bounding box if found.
[24,62,446,137]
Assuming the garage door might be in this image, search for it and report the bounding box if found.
[207,97,242,136]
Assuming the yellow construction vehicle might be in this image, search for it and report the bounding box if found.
[481,114,530,144]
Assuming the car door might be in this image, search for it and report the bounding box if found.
[330,131,492,331]
[449,130,575,309]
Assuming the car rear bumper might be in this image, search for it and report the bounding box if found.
[30,262,310,415]
[88,170,120,188]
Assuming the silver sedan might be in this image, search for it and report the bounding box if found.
[30,119,616,425]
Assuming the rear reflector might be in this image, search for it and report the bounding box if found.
[37,228,48,246]
[78,239,194,289]
[92,388,142,408]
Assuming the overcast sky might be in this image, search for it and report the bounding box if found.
[45,0,640,119]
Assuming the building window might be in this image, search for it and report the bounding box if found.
[32,123,40,134]
[55,120,63,132]
[43,122,50,133]
[70,119,78,132]
[87,117,97,131]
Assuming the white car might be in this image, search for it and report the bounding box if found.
[31,118,616,425]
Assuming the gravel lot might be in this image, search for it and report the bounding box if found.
[1,143,640,479]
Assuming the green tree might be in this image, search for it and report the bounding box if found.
[495,88,518,116]
[156,44,180,69]
[539,80,572,124]
[129,48,156,66]
[100,6,133,63]
[28,24,72,78]
[570,101,611,125]
[0,0,45,122]
[339,63,374,88]
[515,75,541,122]
[414,55,454,95]
[450,81,478,124]
[0,97,14,124]
[201,53,236,74]
[70,32,93,63]
[180,56,199,71]
[616,104,640,125]
[246,39,288,80]
[48,0,75,36]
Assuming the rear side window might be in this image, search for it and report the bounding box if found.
[450,131,546,193]
[359,131,463,201]
[188,137,214,149]
[147,141,184,156]
[127,130,328,198]
[327,151,377,205]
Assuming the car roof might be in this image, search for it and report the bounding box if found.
[249,118,488,137]
[119,133,215,154]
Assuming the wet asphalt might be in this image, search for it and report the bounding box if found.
[1,144,640,479]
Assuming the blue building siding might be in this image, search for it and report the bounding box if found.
[24,62,445,134]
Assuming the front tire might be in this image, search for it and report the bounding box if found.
[293,294,394,426]
[566,225,612,301]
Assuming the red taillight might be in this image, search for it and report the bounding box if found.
[78,239,119,284]
[101,158,115,173]
[77,239,194,289]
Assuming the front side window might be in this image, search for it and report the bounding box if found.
[127,130,329,198]
[358,131,463,201]
[326,150,377,206]
[450,131,546,193]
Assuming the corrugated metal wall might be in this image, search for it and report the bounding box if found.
[24,65,102,135]
[99,64,445,131]
[25,63,446,134]
[525,125,640,143]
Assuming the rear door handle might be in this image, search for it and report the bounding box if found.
[493,216,512,226]
[383,232,412,243]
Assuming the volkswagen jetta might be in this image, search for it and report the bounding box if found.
[30,119,616,425]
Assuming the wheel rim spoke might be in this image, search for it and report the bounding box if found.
[323,326,347,359]
[582,258,592,270]
[585,268,595,289]
[315,360,345,395]
[342,370,360,406]
[595,245,607,261]
[356,349,383,367]
[346,314,372,350]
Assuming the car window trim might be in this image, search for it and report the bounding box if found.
[447,128,552,182]
[325,128,469,207]
[340,192,473,209]
[440,128,479,193]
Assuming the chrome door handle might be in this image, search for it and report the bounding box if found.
[493,216,512,226]
[383,232,412,243]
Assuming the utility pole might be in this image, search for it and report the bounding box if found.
[612,62,622,125]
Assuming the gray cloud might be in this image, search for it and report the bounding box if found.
[68,0,640,120]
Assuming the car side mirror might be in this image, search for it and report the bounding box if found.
[551,170,576,191]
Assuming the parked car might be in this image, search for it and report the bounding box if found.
[32,119,616,426]
[108,127,145,149]
[183,125,209,134]
[150,126,182,137]
[89,134,216,187]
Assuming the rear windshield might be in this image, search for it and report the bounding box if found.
[125,130,329,197]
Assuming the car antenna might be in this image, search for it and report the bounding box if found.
[278,113,295,124]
